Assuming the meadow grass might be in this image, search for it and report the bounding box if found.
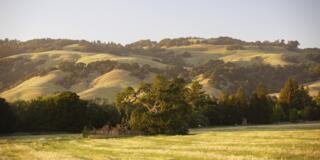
[0,123,319,160]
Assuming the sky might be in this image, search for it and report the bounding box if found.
[0,0,319,48]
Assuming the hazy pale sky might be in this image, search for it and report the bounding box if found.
[0,0,319,48]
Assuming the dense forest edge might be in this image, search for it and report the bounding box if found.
[1,76,320,135]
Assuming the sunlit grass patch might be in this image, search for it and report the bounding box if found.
[0,123,319,160]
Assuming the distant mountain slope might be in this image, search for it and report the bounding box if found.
[0,37,319,102]
[0,51,164,102]
[4,50,168,69]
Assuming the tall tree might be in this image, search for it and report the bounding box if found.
[279,78,313,115]
[185,81,213,127]
[248,83,273,124]
[234,87,248,121]
[218,92,242,125]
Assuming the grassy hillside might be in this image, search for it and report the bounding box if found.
[0,123,319,160]
[0,38,319,102]
[78,69,145,101]
[220,52,289,66]
[168,44,228,66]
[5,50,167,69]
[0,70,68,101]
[168,44,299,66]
[0,68,153,102]
[0,50,166,102]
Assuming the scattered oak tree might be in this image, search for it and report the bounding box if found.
[117,75,192,135]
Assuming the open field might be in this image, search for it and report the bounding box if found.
[0,123,319,160]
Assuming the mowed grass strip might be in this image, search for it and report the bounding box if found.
[0,123,319,160]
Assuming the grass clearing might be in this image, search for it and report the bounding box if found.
[1,123,319,160]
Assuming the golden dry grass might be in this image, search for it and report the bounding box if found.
[0,70,68,101]
[305,80,320,97]
[0,50,165,102]
[76,53,167,69]
[0,123,319,160]
[0,69,155,102]
[194,74,222,97]
[167,44,228,65]
[220,51,289,66]
[5,50,168,69]
[168,44,293,66]
[78,69,145,101]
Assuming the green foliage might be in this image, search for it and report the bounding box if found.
[0,38,79,58]
[115,87,137,123]
[117,75,192,134]
[279,78,313,117]
[186,81,210,112]
[1,76,320,135]
[248,83,273,124]
[129,107,189,135]
[289,109,300,123]
[301,105,320,121]
[217,92,243,125]
[11,92,120,133]
[86,101,120,128]
[188,112,209,127]
[157,38,193,47]
[126,39,157,49]
[285,40,300,51]
[271,104,286,123]
[203,37,245,45]
[0,98,15,134]
[234,87,248,120]
[186,81,212,127]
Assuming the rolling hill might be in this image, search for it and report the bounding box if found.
[0,37,319,102]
